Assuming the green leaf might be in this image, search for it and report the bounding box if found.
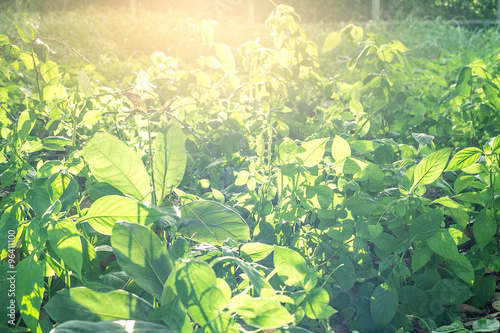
[472,318,500,332]
[153,122,187,203]
[82,195,164,235]
[0,34,9,45]
[49,172,79,212]
[174,260,225,326]
[305,185,334,209]
[278,138,298,164]
[474,210,496,249]
[322,32,342,54]
[276,327,314,333]
[353,161,385,182]
[228,294,293,328]
[178,201,250,246]
[78,69,94,97]
[412,133,434,147]
[411,149,451,191]
[411,242,433,272]
[212,256,272,295]
[42,136,72,151]
[483,81,500,111]
[17,110,35,139]
[149,297,192,333]
[445,147,482,171]
[296,138,328,167]
[215,43,236,73]
[431,321,465,333]
[33,39,50,63]
[409,209,443,242]
[48,219,83,276]
[332,254,356,292]
[331,135,351,161]
[49,320,175,333]
[446,255,474,286]
[372,232,399,253]
[427,229,460,261]
[303,288,337,319]
[370,283,398,331]
[490,135,500,153]
[16,257,44,332]
[455,66,472,98]
[240,243,273,262]
[111,221,173,299]
[44,287,154,322]
[42,79,67,101]
[2,44,20,64]
[40,61,59,83]
[273,245,308,287]
[82,133,151,202]
[14,22,35,43]
[427,279,472,305]
[80,110,101,127]
[472,275,496,307]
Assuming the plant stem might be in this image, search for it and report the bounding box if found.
[146,114,157,205]
[72,104,78,148]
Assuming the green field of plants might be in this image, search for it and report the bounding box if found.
[2,2,500,333]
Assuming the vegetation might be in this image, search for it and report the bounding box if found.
[1,3,500,333]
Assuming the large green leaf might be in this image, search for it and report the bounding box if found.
[240,243,274,262]
[445,147,482,171]
[111,221,173,299]
[14,22,35,43]
[17,110,35,139]
[411,149,451,191]
[473,319,500,333]
[427,279,472,305]
[296,138,328,167]
[153,122,187,203]
[411,242,433,272]
[178,201,249,246]
[82,195,165,235]
[82,133,151,202]
[446,255,474,286]
[215,43,236,73]
[483,81,500,110]
[44,287,154,322]
[303,288,337,319]
[409,209,443,242]
[228,294,294,328]
[474,210,496,249]
[278,138,298,164]
[427,229,460,261]
[48,219,83,276]
[174,260,225,326]
[322,32,342,54]
[455,66,472,98]
[16,257,45,332]
[331,135,351,161]
[273,245,308,287]
[370,284,398,331]
[78,69,94,97]
[332,253,356,292]
[49,320,175,333]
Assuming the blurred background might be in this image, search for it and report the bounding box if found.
[1,0,498,22]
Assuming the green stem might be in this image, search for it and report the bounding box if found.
[490,164,499,251]
[146,115,157,205]
[72,104,78,148]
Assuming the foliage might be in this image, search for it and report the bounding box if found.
[1,4,500,333]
